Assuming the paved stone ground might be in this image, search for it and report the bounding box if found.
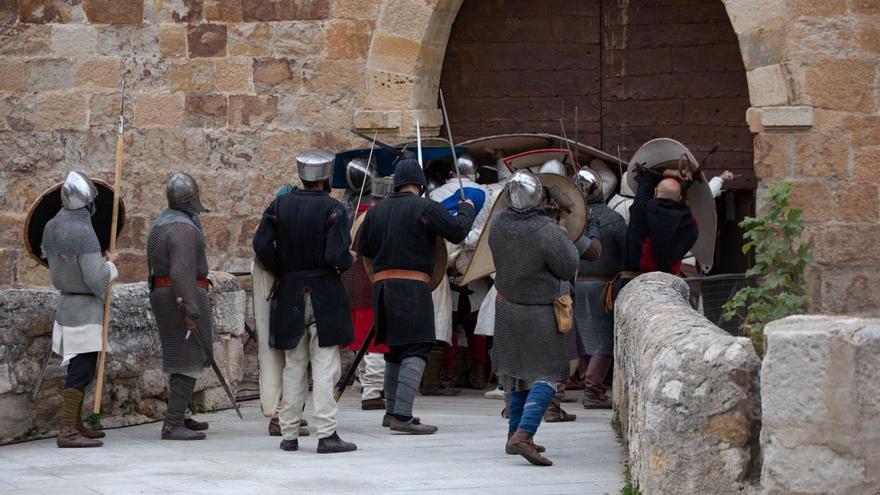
[0,391,624,494]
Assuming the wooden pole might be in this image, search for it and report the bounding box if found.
[93,80,125,415]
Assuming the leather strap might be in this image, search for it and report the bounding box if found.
[373,269,431,284]
[152,277,211,290]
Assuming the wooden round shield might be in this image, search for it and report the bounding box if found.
[24,179,126,268]
[352,211,447,290]
[461,173,587,286]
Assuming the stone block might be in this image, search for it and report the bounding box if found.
[0,394,35,444]
[214,57,252,93]
[18,0,85,23]
[26,58,75,92]
[97,25,161,57]
[815,265,880,314]
[84,0,144,24]
[787,180,833,223]
[857,23,880,54]
[324,19,374,60]
[811,224,880,264]
[0,62,30,92]
[241,0,328,21]
[303,60,362,98]
[849,0,878,14]
[159,24,188,57]
[253,58,298,93]
[36,92,88,130]
[746,65,791,107]
[204,0,242,21]
[853,146,880,183]
[261,130,310,169]
[170,59,214,92]
[0,25,51,56]
[788,0,847,17]
[805,58,875,113]
[834,183,879,223]
[187,23,227,58]
[353,110,402,131]
[51,24,98,58]
[184,93,227,128]
[614,273,761,494]
[369,32,424,75]
[0,249,17,286]
[213,290,245,336]
[227,95,278,129]
[13,255,52,288]
[75,58,121,89]
[793,130,847,179]
[89,92,134,128]
[331,0,381,19]
[270,21,324,57]
[143,0,203,23]
[228,22,271,56]
[134,93,184,128]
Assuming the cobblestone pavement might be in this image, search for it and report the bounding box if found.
[1,391,624,494]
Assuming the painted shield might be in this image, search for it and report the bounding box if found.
[352,212,448,290]
[24,179,126,268]
[460,173,587,286]
[625,138,717,273]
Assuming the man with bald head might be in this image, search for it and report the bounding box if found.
[624,171,699,276]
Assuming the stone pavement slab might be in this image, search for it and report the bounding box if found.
[0,392,624,494]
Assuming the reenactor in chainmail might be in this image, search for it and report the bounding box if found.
[42,171,118,448]
[356,158,475,434]
[253,150,357,454]
[489,170,600,466]
[147,172,214,441]
[573,167,627,410]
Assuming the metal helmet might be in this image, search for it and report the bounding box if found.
[60,171,98,211]
[575,167,604,204]
[345,157,371,193]
[372,175,395,199]
[456,155,476,177]
[296,149,334,182]
[506,170,543,212]
[166,171,209,212]
[426,175,444,193]
[539,158,566,176]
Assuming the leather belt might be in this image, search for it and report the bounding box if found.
[373,269,431,284]
[618,271,641,279]
[577,275,613,282]
[282,268,334,280]
[152,277,211,290]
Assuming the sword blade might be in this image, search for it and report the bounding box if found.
[190,328,243,420]
[439,89,466,201]
[334,324,376,402]
[31,346,53,401]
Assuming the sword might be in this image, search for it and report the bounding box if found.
[416,119,423,169]
[439,89,466,201]
[350,131,409,158]
[334,324,376,402]
[177,297,243,420]
[31,345,53,401]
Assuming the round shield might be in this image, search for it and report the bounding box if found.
[461,173,587,286]
[624,138,717,273]
[351,212,447,290]
[24,179,126,267]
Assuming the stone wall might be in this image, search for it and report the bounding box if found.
[614,272,762,494]
[0,271,246,445]
[761,316,880,495]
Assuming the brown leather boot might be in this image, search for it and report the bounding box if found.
[269,416,309,437]
[544,398,577,422]
[507,428,552,466]
[582,389,612,409]
[75,395,105,439]
[507,432,545,454]
[57,426,103,448]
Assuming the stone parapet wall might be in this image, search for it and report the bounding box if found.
[761,316,880,495]
[614,272,761,494]
[0,271,246,445]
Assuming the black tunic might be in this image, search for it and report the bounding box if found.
[356,192,475,346]
[253,189,354,350]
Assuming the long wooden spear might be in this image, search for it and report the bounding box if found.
[93,78,125,415]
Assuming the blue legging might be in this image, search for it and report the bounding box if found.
[507,381,556,436]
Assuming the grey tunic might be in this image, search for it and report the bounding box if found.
[575,202,627,356]
[147,206,213,374]
[42,207,115,355]
[489,208,580,384]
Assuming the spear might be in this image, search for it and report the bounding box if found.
[438,89,466,201]
[92,78,125,416]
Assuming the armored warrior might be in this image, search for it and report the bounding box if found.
[356,158,475,434]
[147,172,214,441]
[42,171,118,448]
[572,168,626,409]
[490,170,599,466]
[253,150,357,454]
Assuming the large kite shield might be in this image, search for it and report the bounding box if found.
[461,172,587,286]
[625,138,717,273]
[24,179,126,267]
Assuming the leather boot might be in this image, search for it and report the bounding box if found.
[161,423,206,440]
[506,432,545,454]
[468,364,487,390]
[74,397,105,439]
[389,417,438,435]
[280,439,298,451]
[361,398,386,410]
[317,432,357,454]
[382,413,392,428]
[582,389,612,409]
[544,398,577,422]
[184,418,209,431]
[57,426,103,448]
[507,428,552,466]
[269,417,309,437]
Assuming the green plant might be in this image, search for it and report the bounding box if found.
[620,469,642,495]
[723,181,812,355]
[85,413,103,431]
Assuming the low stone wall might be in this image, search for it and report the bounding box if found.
[761,316,880,495]
[613,272,762,494]
[0,272,246,445]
